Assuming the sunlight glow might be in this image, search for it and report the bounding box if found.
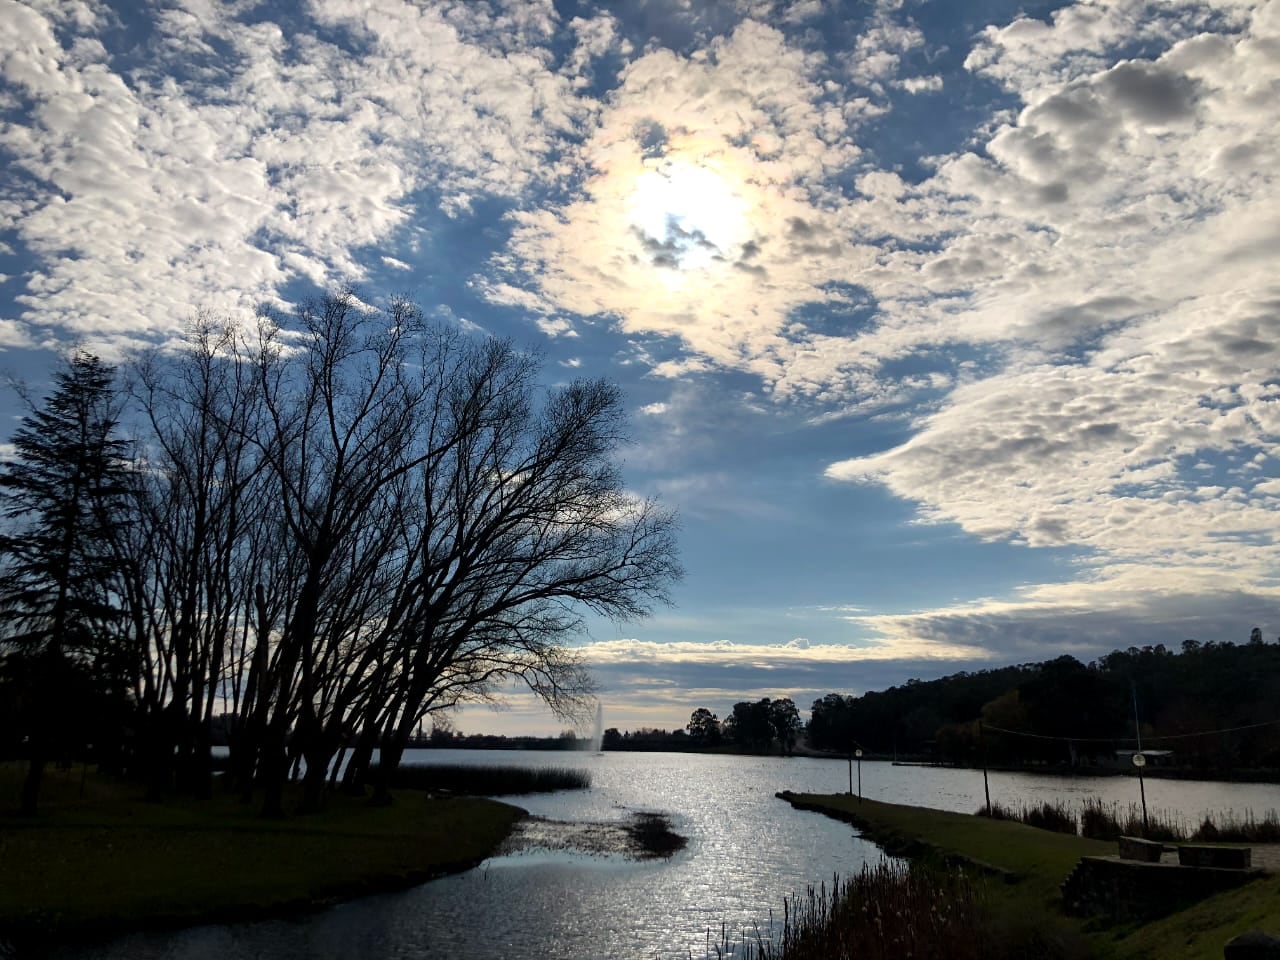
[627,161,752,274]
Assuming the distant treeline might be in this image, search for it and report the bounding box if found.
[806,636,1280,773]
[582,636,1280,773]
[601,698,805,755]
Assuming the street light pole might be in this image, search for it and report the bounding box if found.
[979,719,991,815]
[855,748,863,803]
[1132,680,1149,835]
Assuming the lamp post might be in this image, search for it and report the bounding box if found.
[979,719,991,815]
[1132,680,1150,836]
[1132,752,1149,835]
[855,748,863,803]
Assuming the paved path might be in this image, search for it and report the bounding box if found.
[1156,843,1280,872]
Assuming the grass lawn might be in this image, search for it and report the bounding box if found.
[0,761,523,942]
[784,792,1280,960]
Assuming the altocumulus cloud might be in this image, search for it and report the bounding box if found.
[824,0,1280,651]
[0,0,592,348]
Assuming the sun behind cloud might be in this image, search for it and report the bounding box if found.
[485,21,872,384]
[627,156,753,277]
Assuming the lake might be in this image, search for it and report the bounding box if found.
[58,750,1280,960]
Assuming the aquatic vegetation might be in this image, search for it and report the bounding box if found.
[1192,808,1280,843]
[978,800,1076,835]
[718,861,1082,960]
[976,801,1020,821]
[375,762,591,795]
[624,811,687,859]
[1078,798,1187,842]
[497,811,686,860]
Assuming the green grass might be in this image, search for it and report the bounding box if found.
[0,761,523,942]
[787,793,1111,905]
[1108,874,1280,960]
[782,792,1280,960]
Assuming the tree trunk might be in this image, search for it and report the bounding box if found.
[297,726,340,814]
[19,754,45,817]
[370,734,407,806]
[341,724,378,795]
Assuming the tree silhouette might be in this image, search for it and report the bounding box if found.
[0,351,130,814]
[686,707,720,745]
[769,698,802,755]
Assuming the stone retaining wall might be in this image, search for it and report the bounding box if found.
[1062,856,1262,923]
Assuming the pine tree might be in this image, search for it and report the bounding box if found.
[0,351,131,814]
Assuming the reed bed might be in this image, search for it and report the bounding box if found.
[977,800,1077,835]
[718,861,1085,960]
[725,862,987,960]
[624,811,687,859]
[989,797,1279,844]
[376,763,590,795]
[1077,798,1186,842]
[1190,808,1280,843]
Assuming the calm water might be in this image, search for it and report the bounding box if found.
[57,750,1279,960]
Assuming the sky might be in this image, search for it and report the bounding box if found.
[1,0,1278,737]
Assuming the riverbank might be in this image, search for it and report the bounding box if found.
[0,762,523,946]
[778,791,1280,959]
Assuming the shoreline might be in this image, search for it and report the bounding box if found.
[2,846,512,951]
[775,790,1020,881]
[0,765,528,952]
[775,790,1280,959]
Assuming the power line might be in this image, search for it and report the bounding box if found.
[981,717,1280,744]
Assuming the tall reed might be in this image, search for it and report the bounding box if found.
[1192,809,1280,843]
[724,862,987,960]
[1078,798,1187,841]
[977,800,1076,835]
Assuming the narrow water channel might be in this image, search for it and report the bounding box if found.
[57,750,1278,960]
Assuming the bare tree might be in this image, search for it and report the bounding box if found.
[3,292,681,817]
[365,367,681,803]
[123,320,274,797]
